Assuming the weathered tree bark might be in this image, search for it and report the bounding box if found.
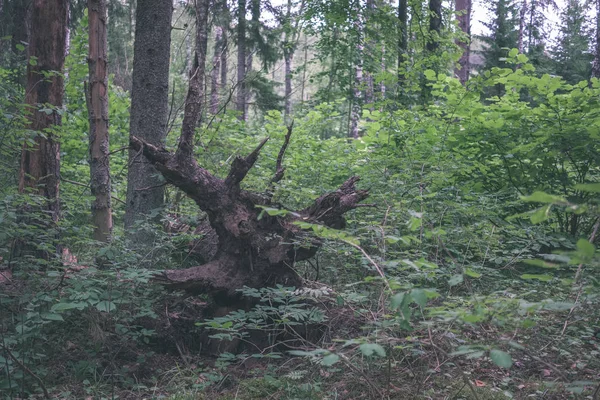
[236,0,247,120]
[19,0,69,228]
[86,0,113,242]
[427,0,442,53]
[397,0,408,92]
[129,0,369,297]
[455,0,471,84]
[124,0,173,237]
[210,26,223,115]
[132,134,369,295]
[593,0,600,78]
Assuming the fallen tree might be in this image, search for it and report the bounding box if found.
[130,131,369,297]
[128,0,368,299]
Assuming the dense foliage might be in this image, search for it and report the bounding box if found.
[1,0,599,399]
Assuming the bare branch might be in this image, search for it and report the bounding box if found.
[302,176,369,228]
[272,122,294,184]
[224,137,269,189]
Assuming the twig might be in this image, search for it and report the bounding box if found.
[135,182,168,192]
[107,146,129,156]
[513,342,569,381]
[0,343,50,399]
[62,178,126,205]
[338,352,385,398]
[426,335,479,400]
[342,239,391,292]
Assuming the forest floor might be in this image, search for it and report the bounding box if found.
[42,296,599,400]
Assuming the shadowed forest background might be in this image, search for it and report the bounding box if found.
[1,0,600,398]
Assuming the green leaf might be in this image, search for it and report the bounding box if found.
[466,350,485,359]
[390,293,405,310]
[520,274,553,282]
[576,239,595,258]
[521,191,566,204]
[508,48,519,58]
[411,289,427,308]
[41,312,64,321]
[464,268,481,278]
[321,354,340,366]
[95,301,116,313]
[51,302,86,312]
[490,349,512,368]
[448,274,463,287]
[359,343,386,357]
[516,54,528,63]
[424,69,437,81]
[530,205,551,224]
[575,183,600,193]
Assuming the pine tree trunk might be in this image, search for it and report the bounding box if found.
[86,0,112,242]
[236,0,247,120]
[380,44,386,99]
[221,31,228,90]
[397,0,408,90]
[593,0,600,78]
[518,0,527,53]
[19,0,69,227]
[124,0,173,237]
[177,0,209,165]
[364,0,374,106]
[210,26,223,115]
[301,35,308,103]
[427,0,442,53]
[455,0,471,84]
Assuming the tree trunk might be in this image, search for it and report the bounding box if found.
[593,0,600,78]
[380,44,386,99]
[221,32,228,90]
[454,0,471,84]
[300,35,308,103]
[364,0,374,106]
[427,0,442,53]
[124,0,173,237]
[518,0,527,53]
[236,0,247,120]
[178,0,209,161]
[284,51,293,122]
[19,0,69,228]
[86,0,113,242]
[397,0,408,91]
[210,26,223,115]
[349,3,363,139]
[129,5,370,297]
